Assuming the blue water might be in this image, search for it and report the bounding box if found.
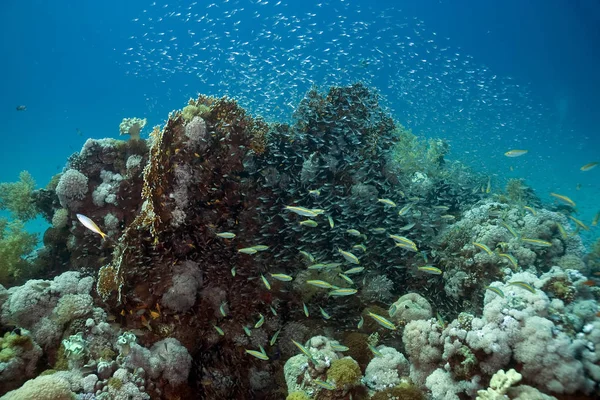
[1,0,599,242]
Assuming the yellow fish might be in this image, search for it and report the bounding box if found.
[580,162,598,172]
[284,206,318,217]
[417,266,442,275]
[485,286,505,298]
[473,242,493,256]
[245,348,269,361]
[377,198,397,207]
[549,192,576,208]
[306,280,337,289]
[76,214,107,240]
[509,281,536,294]
[338,248,360,264]
[299,219,318,227]
[498,253,518,270]
[504,149,528,157]
[270,273,293,282]
[521,238,552,247]
[260,275,271,290]
[568,215,590,231]
[592,211,599,227]
[238,247,258,255]
[216,232,236,239]
[367,312,396,330]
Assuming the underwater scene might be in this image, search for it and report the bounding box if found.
[1,0,600,399]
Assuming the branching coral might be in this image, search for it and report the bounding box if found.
[0,218,38,286]
[0,171,38,221]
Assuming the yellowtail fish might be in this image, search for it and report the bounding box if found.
[338,248,360,264]
[398,203,413,216]
[309,189,321,197]
[352,244,367,253]
[303,303,309,317]
[521,238,552,247]
[300,219,318,227]
[500,222,519,239]
[377,198,397,207]
[568,215,590,231]
[270,273,293,282]
[231,267,236,277]
[399,223,415,231]
[367,312,397,330]
[319,307,331,320]
[498,253,518,270]
[219,302,228,317]
[238,247,258,255]
[338,273,354,285]
[216,232,236,239]
[346,229,362,237]
[344,267,365,274]
[284,206,319,217]
[291,339,315,362]
[307,263,327,270]
[549,192,576,208]
[270,329,281,346]
[504,149,528,157]
[252,245,269,251]
[395,242,418,252]
[329,288,358,297]
[441,214,456,221]
[328,215,334,228]
[486,177,491,194]
[76,214,108,240]
[418,266,442,275]
[523,206,537,216]
[389,235,415,246]
[433,205,450,211]
[357,316,364,329]
[306,280,337,289]
[372,227,387,234]
[436,312,446,328]
[260,275,271,290]
[245,348,269,361]
[368,343,383,357]
[270,305,277,316]
[299,250,315,263]
[556,222,568,240]
[243,326,252,337]
[473,242,493,255]
[485,286,505,298]
[592,211,600,227]
[331,343,349,352]
[314,379,336,390]
[213,325,225,336]
[580,162,598,171]
[509,281,536,294]
[254,314,265,329]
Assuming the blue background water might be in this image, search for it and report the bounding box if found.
[1,0,598,243]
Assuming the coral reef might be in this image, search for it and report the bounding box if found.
[0,84,598,399]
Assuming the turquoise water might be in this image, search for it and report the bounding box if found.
[1,0,598,242]
[1,1,599,399]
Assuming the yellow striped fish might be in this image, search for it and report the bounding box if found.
[549,192,576,208]
[473,242,493,255]
[367,312,397,330]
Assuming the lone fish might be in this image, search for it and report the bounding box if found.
[76,214,108,240]
[504,149,528,157]
[580,162,598,172]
